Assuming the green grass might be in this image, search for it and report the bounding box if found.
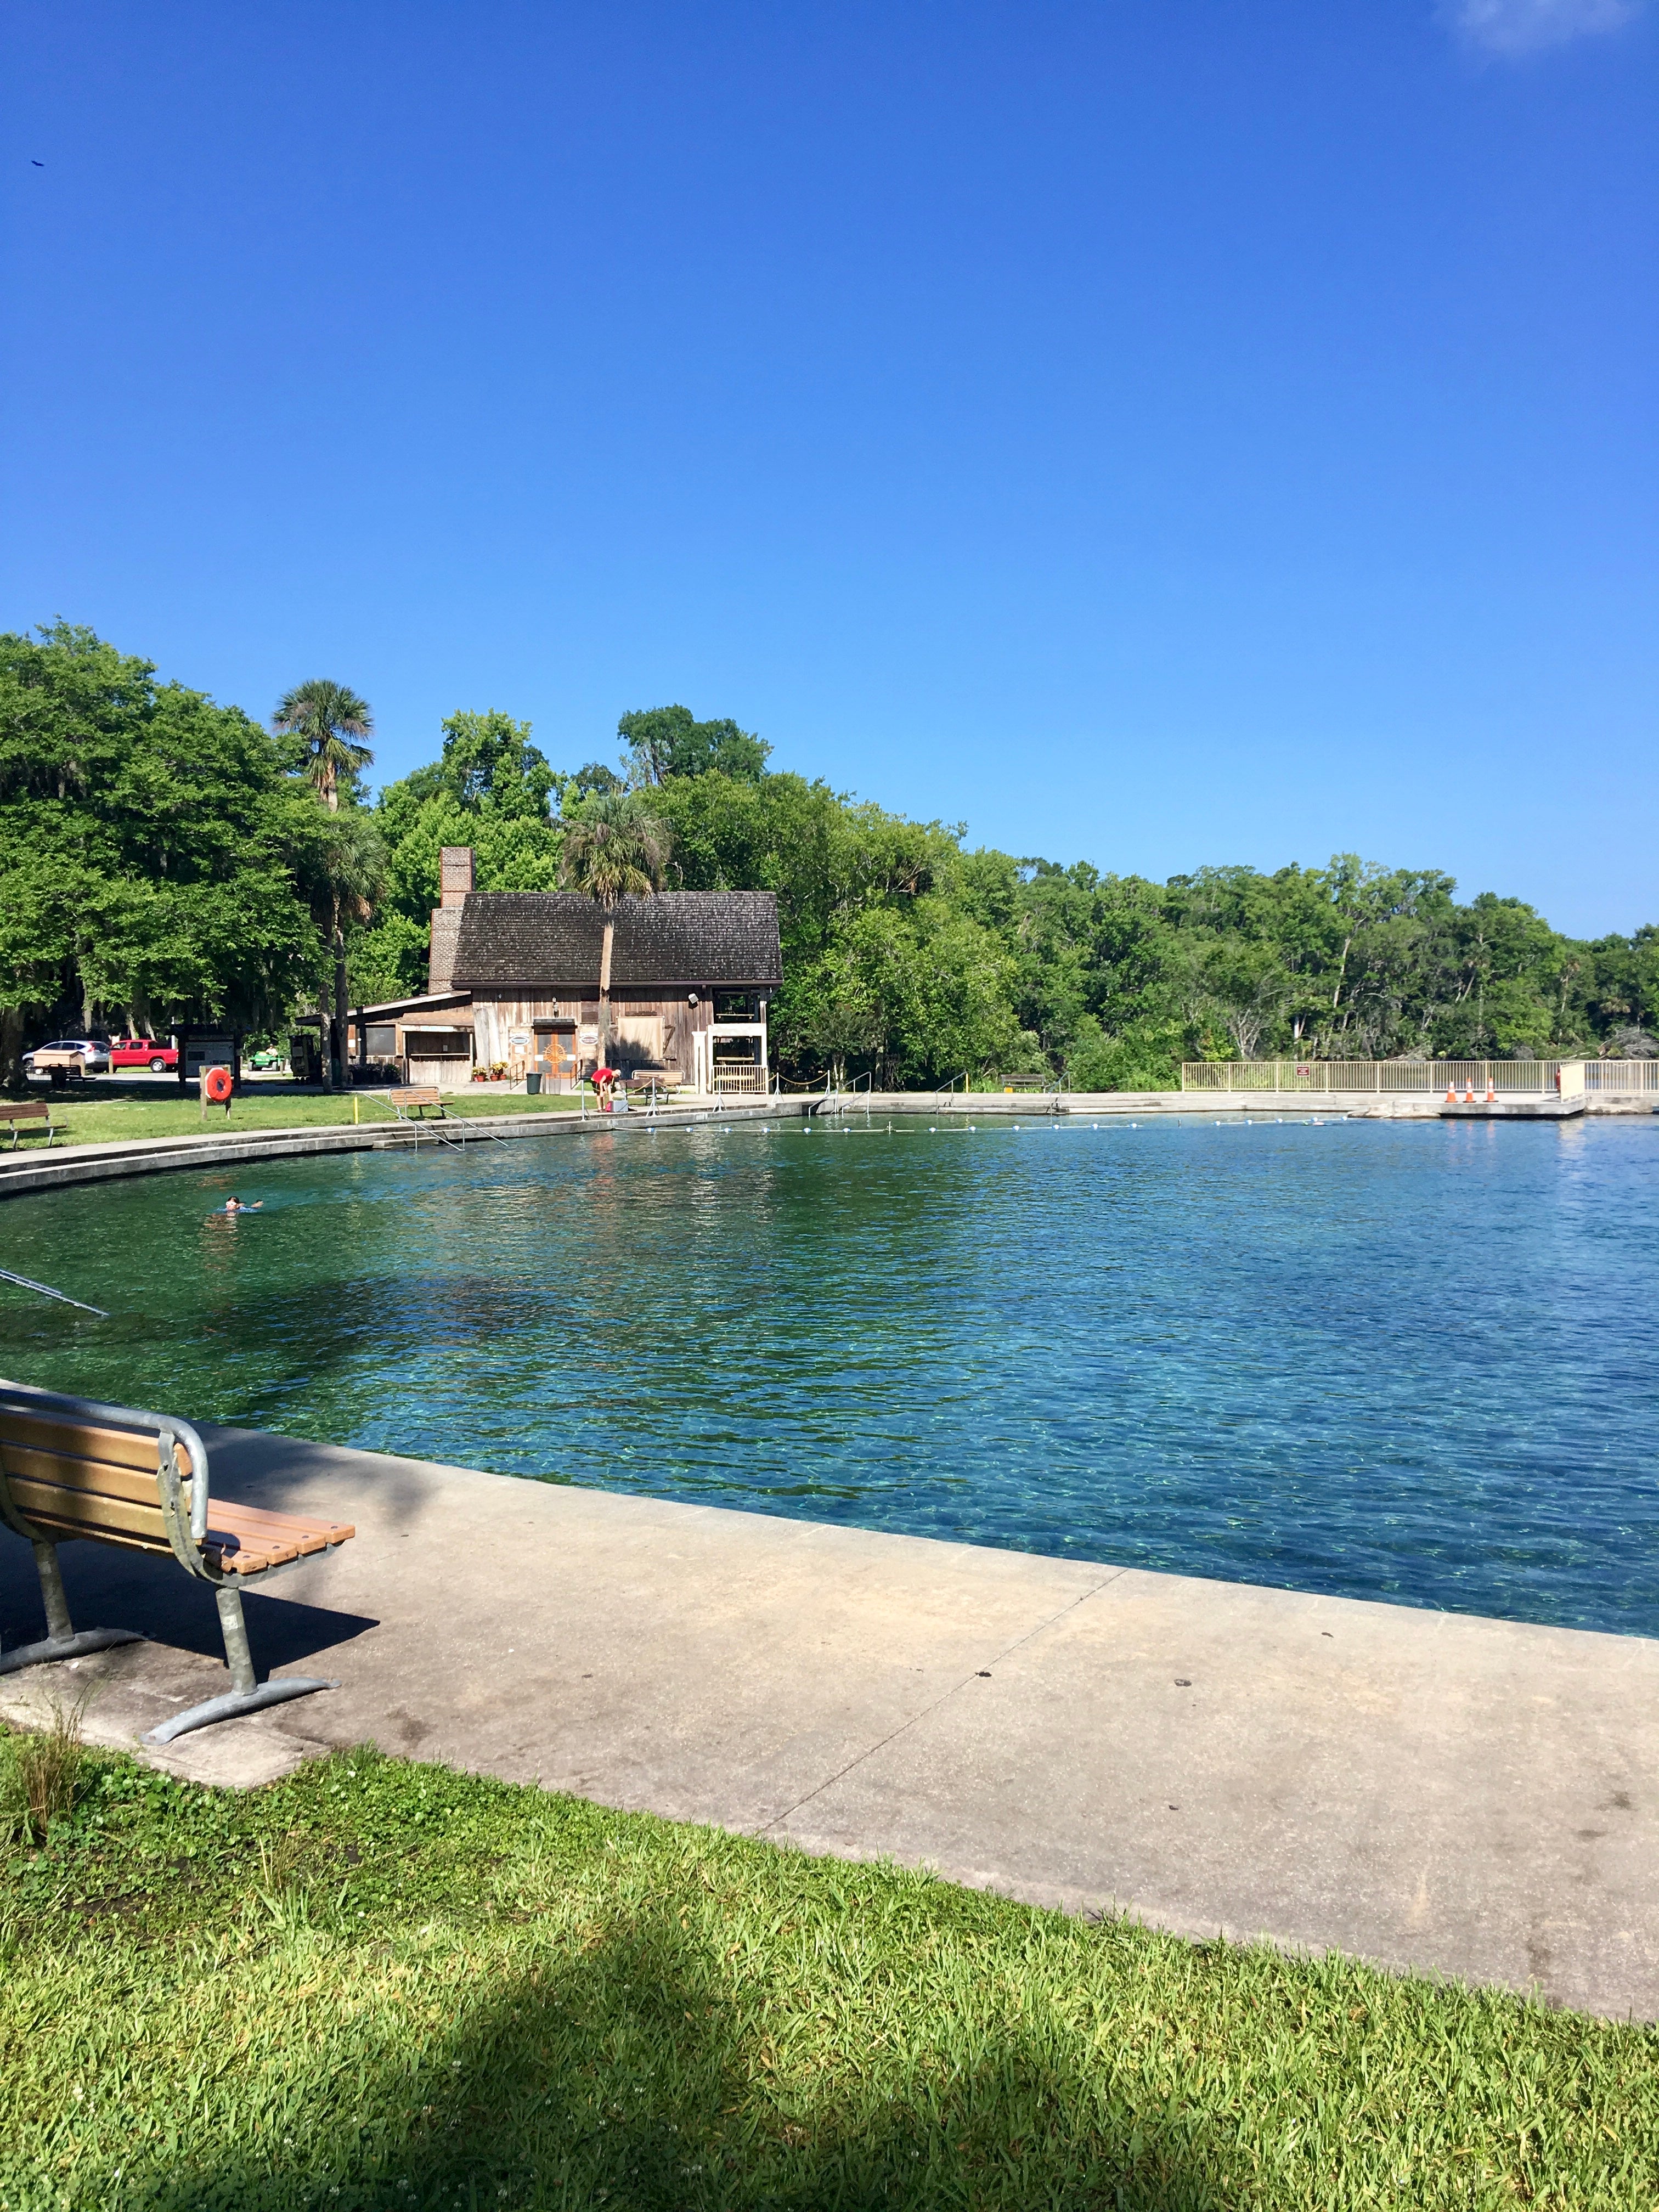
[1,1735,1654,2210]
[14,1087,585,1149]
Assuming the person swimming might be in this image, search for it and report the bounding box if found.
[220,1196,262,1214]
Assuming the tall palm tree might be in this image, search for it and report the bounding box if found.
[558,793,671,1069]
[272,680,374,812]
[319,810,387,1089]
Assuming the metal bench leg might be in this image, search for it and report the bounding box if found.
[142,1582,339,1746]
[0,1541,146,1677]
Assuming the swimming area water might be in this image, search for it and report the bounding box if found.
[2,1113,1655,1635]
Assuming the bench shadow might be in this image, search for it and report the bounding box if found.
[133,1911,1231,2212]
[1,1537,377,1672]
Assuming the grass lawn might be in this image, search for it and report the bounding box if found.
[15,1087,586,1149]
[1,1735,1654,2211]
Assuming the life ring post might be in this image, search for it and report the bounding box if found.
[200,1063,235,1119]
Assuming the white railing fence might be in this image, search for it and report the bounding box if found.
[712,1063,769,1095]
[1181,1059,1659,1096]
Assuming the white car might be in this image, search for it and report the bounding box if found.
[23,1037,112,1082]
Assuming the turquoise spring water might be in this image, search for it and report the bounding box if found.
[2,1113,1656,1635]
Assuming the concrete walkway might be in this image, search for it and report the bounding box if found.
[2,1427,1654,2020]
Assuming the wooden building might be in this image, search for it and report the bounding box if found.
[354,848,782,1094]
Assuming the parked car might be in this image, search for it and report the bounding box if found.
[108,1035,179,1071]
[23,1038,111,1084]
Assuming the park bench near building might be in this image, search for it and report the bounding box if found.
[0,1380,354,1745]
[386,1087,448,1121]
[0,1101,59,1149]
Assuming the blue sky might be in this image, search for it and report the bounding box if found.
[3,1,1654,936]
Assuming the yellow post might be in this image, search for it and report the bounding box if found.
[353,1094,359,1125]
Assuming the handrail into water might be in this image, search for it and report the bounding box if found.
[0,1266,107,1318]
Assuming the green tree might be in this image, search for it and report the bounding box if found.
[271,681,375,813]
[0,624,321,1091]
[558,794,672,1068]
[360,710,563,1001]
[619,705,772,786]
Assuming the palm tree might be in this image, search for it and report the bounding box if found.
[272,680,374,812]
[558,793,672,1070]
[320,810,387,1088]
[294,806,387,1089]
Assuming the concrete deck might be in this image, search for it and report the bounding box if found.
[3,1428,1655,2020]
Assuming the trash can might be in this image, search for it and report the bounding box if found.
[524,1072,542,1096]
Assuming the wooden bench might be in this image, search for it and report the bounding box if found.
[0,1101,59,1149]
[0,1381,355,1745]
[386,1086,447,1121]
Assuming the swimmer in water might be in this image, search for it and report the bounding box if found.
[221,1197,262,1214]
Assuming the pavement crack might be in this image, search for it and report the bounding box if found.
[753,1566,1127,1837]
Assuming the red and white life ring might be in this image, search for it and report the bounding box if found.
[204,1064,234,1104]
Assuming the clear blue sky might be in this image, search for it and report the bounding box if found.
[4,1,1654,937]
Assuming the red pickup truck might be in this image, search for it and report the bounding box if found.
[109,1036,178,1071]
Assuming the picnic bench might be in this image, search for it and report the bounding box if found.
[0,1101,59,1149]
[0,1380,355,1745]
[386,1086,448,1121]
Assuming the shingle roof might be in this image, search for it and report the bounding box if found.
[449,891,782,990]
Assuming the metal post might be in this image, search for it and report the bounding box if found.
[215,1583,259,1696]
[33,1542,74,1642]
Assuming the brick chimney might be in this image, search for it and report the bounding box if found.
[439,847,475,907]
[428,847,474,991]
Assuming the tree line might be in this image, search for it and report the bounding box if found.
[3,622,1655,1091]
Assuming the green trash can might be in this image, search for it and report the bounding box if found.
[524,1072,542,1096]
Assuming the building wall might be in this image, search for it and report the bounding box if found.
[383,986,768,1092]
[471,988,715,1086]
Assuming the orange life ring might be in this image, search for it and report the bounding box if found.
[204,1065,234,1103]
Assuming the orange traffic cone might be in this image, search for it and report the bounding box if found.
[1464,1081,1477,1104]
[1485,1076,1496,1102]
[1446,1081,1457,1103]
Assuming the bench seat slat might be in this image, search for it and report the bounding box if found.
[200,1505,356,1575]
[206,1537,300,1572]
[8,1475,171,1545]
[1,1413,194,1479]
[8,1486,177,1559]
[23,1515,174,1556]
[1,1443,192,1513]
[205,1501,354,1544]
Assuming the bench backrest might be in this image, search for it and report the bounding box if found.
[0,1102,49,1122]
[0,1384,210,1576]
[388,1087,441,1105]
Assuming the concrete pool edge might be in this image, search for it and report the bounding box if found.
[0,1097,810,1198]
[3,1424,1654,2022]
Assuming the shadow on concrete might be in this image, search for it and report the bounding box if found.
[135,1914,1228,2211]
[1,1537,377,1673]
